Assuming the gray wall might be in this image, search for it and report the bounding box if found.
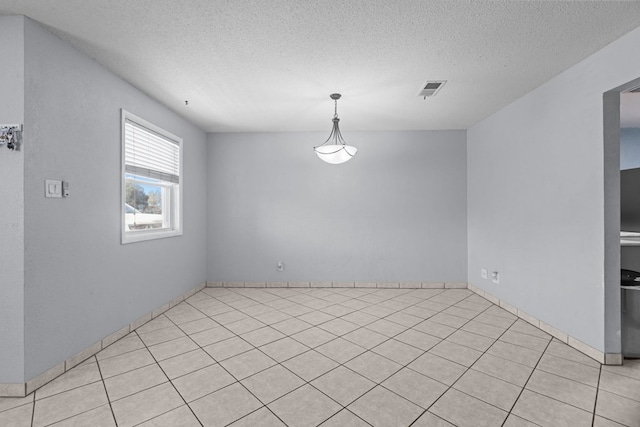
[207,131,467,283]
[0,16,25,384]
[22,18,208,380]
[467,26,640,353]
[621,128,640,170]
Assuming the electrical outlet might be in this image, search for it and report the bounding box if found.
[481,268,488,279]
[492,271,500,284]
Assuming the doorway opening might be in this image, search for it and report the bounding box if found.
[604,78,640,362]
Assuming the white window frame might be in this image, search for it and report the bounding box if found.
[121,109,183,244]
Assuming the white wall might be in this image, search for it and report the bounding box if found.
[207,130,467,283]
[467,26,640,353]
[22,18,208,380]
[0,16,25,384]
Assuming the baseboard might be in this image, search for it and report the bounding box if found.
[0,383,26,398]
[0,281,207,398]
[207,281,468,289]
[466,283,620,366]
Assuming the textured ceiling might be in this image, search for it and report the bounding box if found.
[2,1,640,132]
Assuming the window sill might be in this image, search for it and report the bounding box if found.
[121,228,182,244]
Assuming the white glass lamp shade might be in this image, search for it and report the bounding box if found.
[314,144,357,164]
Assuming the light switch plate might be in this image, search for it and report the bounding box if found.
[45,180,62,198]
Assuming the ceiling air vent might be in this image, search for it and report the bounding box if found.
[417,80,446,98]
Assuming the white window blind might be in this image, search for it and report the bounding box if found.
[124,119,180,183]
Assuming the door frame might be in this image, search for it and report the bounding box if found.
[603,78,640,359]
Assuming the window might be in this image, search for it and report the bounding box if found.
[121,110,182,243]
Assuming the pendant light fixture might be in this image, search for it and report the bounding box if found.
[314,93,357,164]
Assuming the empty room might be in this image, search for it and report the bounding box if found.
[2,1,640,426]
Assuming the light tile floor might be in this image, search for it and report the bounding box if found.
[2,287,640,426]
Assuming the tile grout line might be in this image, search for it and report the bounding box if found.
[591,364,602,427]
[200,287,387,365]
[28,359,116,427]
[94,356,119,427]
[476,312,600,423]
[231,285,585,425]
[243,296,396,427]
[150,304,252,400]
[287,288,454,364]
[30,390,35,427]
[286,289,491,426]
[532,352,601,388]
[460,318,566,382]
[428,292,583,423]
[407,410,449,427]
[159,298,292,427]
[517,367,603,417]
[198,288,351,425]
[131,328,204,427]
[503,334,601,426]
[414,293,515,424]
[258,292,442,425]
[497,329,552,426]
[204,287,451,425]
[541,344,612,370]
[368,290,507,424]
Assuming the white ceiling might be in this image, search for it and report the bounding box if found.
[2,1,640,133]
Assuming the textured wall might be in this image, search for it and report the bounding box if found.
[467,25,640,353]
[22,18,208,380]
[207,130,467,283]
[0,16,25,384]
